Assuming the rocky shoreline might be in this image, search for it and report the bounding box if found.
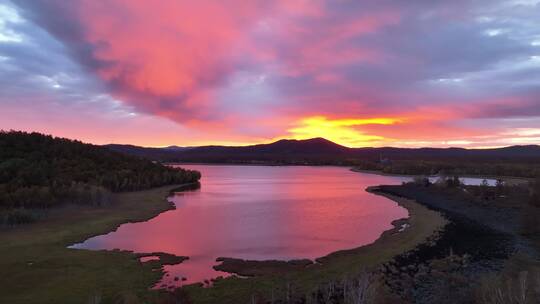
[372,184,535,304]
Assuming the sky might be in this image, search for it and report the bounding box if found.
[0,0,539,148]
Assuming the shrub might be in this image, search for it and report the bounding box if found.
[1,208,41,226]
[529,178,540,207]
[477,271,536,304]
[412,176,431,187]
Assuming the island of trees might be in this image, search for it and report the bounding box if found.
[0,131,200,224]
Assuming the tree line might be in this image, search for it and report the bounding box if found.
[0,131,201,211]
[353,159,540,179]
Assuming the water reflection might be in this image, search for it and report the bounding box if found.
[72,165,410,287]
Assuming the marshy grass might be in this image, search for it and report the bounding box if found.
[478,270,540,304]
[1,208,42,226]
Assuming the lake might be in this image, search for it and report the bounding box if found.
[70,165,413,286]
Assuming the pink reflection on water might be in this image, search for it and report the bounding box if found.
[72,165,408,287]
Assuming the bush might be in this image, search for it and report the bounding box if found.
[477,271,537,304]
[412,176,431,187]
[529,178,540,207]
[1,208,41,226]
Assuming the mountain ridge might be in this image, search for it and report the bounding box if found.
[104,137,540,164]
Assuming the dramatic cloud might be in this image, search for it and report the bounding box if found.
[1,0,539,147]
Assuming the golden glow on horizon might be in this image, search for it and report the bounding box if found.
[281,116,401,147]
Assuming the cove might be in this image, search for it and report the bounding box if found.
[71,165,412,286]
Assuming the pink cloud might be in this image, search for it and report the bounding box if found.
[34,0,403,125]
[66,1,274,121]
[7,0,540,147]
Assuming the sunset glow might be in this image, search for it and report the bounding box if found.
[1,1,539,147]
[283,116,400,147]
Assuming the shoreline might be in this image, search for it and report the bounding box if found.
[0,183,198,304]
[62,182,200,247]
[178,184,449,304]
[166,162,349,168]
[315,186,448,265]
[0,166,447,304]
[371,184,533,303]
[200,185,448,304]
[0,170,455,304]
[168,163,530,185]
[351,167,530,184]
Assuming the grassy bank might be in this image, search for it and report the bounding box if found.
[0,185,188,304]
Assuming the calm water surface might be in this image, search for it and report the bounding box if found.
[72,165,412,286]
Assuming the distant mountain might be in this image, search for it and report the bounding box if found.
[170,137,351,164]
[250,137,348,154]
[181,137,348,156]
[103,138,540,165]
[105,144,192,156]
[356,145,540,160]
[163,145,192,151]
[481,145,540,157]
[105,144,171,159]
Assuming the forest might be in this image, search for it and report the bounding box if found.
[353,159,540,179]
[0,131,200,222]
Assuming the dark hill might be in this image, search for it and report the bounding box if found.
[253,137,348,154]
[0,131,200,211]
[163,137,349,164]
[106,144,179,160]
[104,138,540,165]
